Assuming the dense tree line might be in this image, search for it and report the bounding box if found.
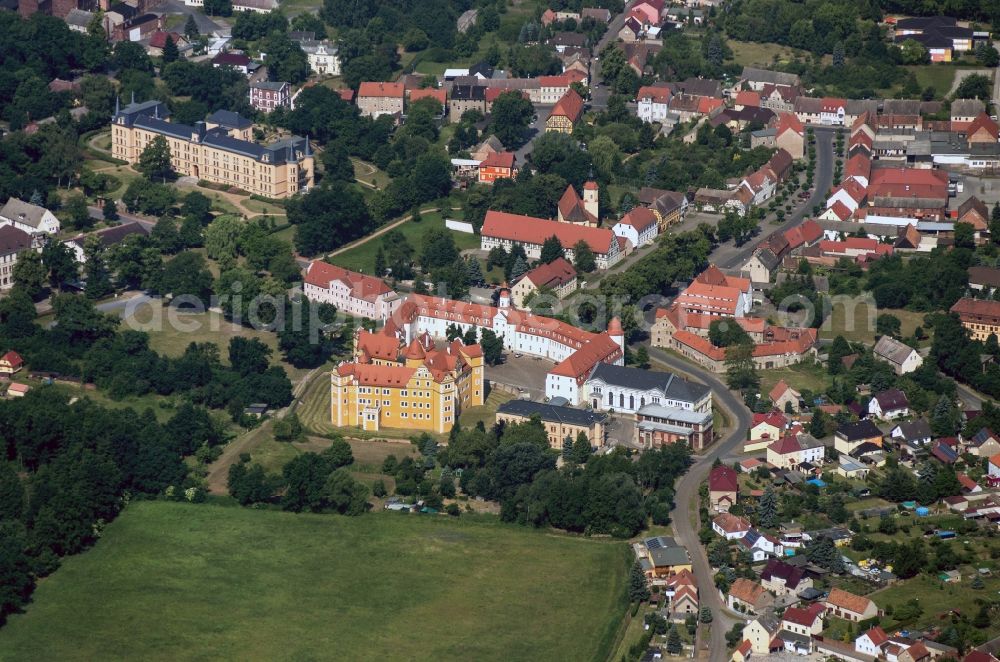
[0,391,196,623]
[932,312,1000,401]
[444,418,692,537]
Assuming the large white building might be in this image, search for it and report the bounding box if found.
[480,210,623,270]
[303,261,401,322]
[0,198,60,235]
[612,207,659,249]
[585,362,712,415]
[298,40,341,76]
[636,86,672,123]
[385,293,624,404]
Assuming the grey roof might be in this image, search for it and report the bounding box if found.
[874,335,918,366]
[751,247,782,272]
[881,99,922,115]
[892,419,932,441]
[836,420,882,442]
[643,536,690,567]
[952,98,986,118]
[206,109,253,130]
[65,8,93,27]
[0,225,33,255]
[451,84,486,101]
[741,67,800,87]
[114,99,171,125]
[0,198,50,229]
[637,403,712,425]
[778,630,812,646]
[134,114,193,141]
[497,400,607,427]
[68,221,149,250]
[588,364,710,403]
[251,81,289,91]
[288,31,315,41]
[755,613,780,634]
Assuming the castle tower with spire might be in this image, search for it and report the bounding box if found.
[583,181,599,220]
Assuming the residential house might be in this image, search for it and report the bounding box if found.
[708,464,738,512]
[738,528,784,561]
[712,512,752,540]
[0,198,60,235]
[874,335,923,374]
[639,188,688,230]
[958,196,990,234]
[868,388,910,420]
[510,257,578,308]
[613,207,659,248]
[673,265,752,318]
[890,420,932,447]
[743,247,782,285]
[971,428,1000,458]
[637,85,672,123]
[668,570,700,615]
[742,614,782,656]
[855,626,889,658]
[480,210,622,270]
[357,82,405,118]
[747,411,787,452]
[297,39,341,76]
[838,455,869,480]
[249,81,290,112]
[211,52,252,75]
[727,578,774,615]
[770,379,801,413]
[495,399,607,450]
[449,84,486,122]
[545,89,584,133]
[303,260,401,321]
[634,535,692,579]
[617,15,643,42]
[586,363,712,415]
[951,298,1000,342]
[478,151,517,184]
[826,588,879,622]
[409,88,447,114]
[759,83,801,113]
[967,113,999,144]
[952,99,987,126]
[6,383,29,398]
[64,221,149,264]
[834,420,883,455]
[0,225,35,290]
[781,602,825,640]
[775,112,806,159]
[767,433,824,470]
[0,350,24,375]
[825,178,868,215]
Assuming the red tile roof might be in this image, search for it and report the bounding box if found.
[549,89,584,123]
[521,257,577,289]
[775,112,803,136]
[305,261,393,302]
[753,411,788,429]
[729,578,767,605]
[735,90,761,107]
[845,153,872,181]
[481,210,616,254]
[698,97,724,114]
[408,88,446,105]
[952,297,1000,322]
[713,512,751,533]
[637,85,671,103]
[862,626,888,647]
[481,151,515,169]
[1,351,23,368]
[782,602,825,627]
[618,207,657,231]
[826,588,874,616]
[709,465,739,492]
[783,219,822,249]
[558,185,597,224]
[336,362,417,387]
[358,81,405,99]
[356,329,399,362]
[827,200,853,221]
[832,178,868,205]
[968,112,1000,140]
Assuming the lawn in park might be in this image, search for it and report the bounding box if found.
[327,210,479,274]
[0,501,629,662]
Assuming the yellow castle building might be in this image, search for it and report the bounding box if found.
[330,329,485,434]
[111,100,314,199]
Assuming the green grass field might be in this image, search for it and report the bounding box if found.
[759,360,830,399]
[728,39,809,68]
[907,65,958,99]
[458,388,514,430]
[327,211,479,273]
[0,501,629,661]
[821,306,928,344]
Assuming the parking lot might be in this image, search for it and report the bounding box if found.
[486,353,555,401]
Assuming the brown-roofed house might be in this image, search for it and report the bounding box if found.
[825,588,879,622]
[545,89,584,133]
[708,464,738,512]
[727,578,774,615]
[511,257,578,307]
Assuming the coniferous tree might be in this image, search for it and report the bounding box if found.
[161,35,179,64]
[666,625,682,654]
[628,560,650,602]
[758,485,778,528]
[103,198,118,221]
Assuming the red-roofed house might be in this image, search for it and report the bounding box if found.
[967,113,1000,144]
[783,219,823,251]
[748,411,787,452]
[825,178,868,214]
[637,85,672,123]
[545,89,584,133]
[767,432,824,470]
[357,81,405,118]
[407,87,447,111]
[844,153,872,187]
[481,210,622,269]
[822,200,854,222]
[6,382,29,398]
[712,512,752,539]
[825,588,880,622]
[855,626,889,657]
[734,90,761,109]
[769,379,802,412]
[675,265,752,318]
[782,603,825,636]
[775,112,805,159]
[510,257,578,307]
[478,151,517,184]
[613,207,659,248]
[0,350,23,375]
[728,578,774,615]
[708,464,738,512]
[303,261,401,321]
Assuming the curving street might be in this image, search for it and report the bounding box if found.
[648,346,753,662]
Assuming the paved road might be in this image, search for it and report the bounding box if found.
[154,0,222,35]
[86,205,156,232]
[648,346,752,662]
[514,107,552,163]
[716,127,837,271]
[589,0,639,111]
